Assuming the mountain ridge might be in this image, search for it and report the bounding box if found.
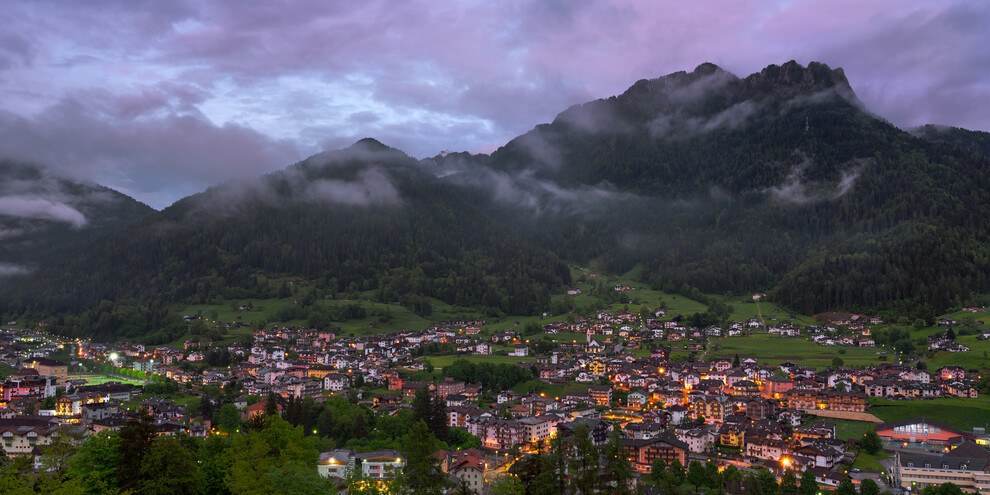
[0,160,155,268]
[3,60,990,339]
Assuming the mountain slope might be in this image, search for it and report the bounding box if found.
[1,140,571,340]
[0,160,155,271]
[480,61,990,315]
[3,61,990,339]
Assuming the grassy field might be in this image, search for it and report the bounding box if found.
[425,354,538,369]
[0,362,13,380]
[869,397,990,431]
[165,264,831,347]
[830,419,877,441]
[510,380,590,398]
[175,296,459,345]
[69,374,148,386]
[708,334,889,369]
[852,451,890,473]
[926,335,990,370]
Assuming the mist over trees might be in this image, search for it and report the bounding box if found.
[5,62,990,334]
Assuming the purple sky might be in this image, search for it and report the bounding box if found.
[0,0,987,209]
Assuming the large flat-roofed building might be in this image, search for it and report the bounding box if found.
[893,441,990,494]
[877,417,974,446]
[895,455,990,493]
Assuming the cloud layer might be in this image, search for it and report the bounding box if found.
[0,196,87,228]
[0,1,986,208]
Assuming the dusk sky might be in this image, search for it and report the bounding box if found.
[0,0,988,209]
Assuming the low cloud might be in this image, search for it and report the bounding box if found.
[184,143,407,219]
[764,156,865,204]
[513,132,563,170]
[0,263,31,277]
[428,154,625,216]
[665,68,738,105]
[781,86,866,115]
[0,228,26,240]
[0,196,87,227]
[0,89,300,209]
[302,168,402,206]
[553,101,632,135]
[649,100,762,139]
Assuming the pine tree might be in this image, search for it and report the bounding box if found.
[402,420,448,495]
[836,477,856,495]
[602,428,634,495]
[116,411,158,491]
[799,467,818,495]
[667,459,686,486]
[264,393,279,417]
[704,461,722,489]
[430,391,449,443]
[757,468,779,495]
[568,424,599,495]
[353,410,367,439]
[650,458,668,485]
[546,434,569,493]
[688,460,706,493]
[861,430,883,455]
[860,478,879,495]
[780,470,798,495]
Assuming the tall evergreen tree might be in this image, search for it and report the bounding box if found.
[779,470,799,495]
[757,468,779,495]
[137,437,204,495]
[799,467,818,495]
[264,393,279,417]
[836,477,856,495]
[568,424,599,495]
[116,411,158,491]
[650,458,668,486]
[687,460,706,493]
[667,459,686,486]
[402,420,448,495]
[860,478,879,495]
[861,430,883,455]
[602,428,634,495]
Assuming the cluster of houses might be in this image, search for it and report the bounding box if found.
[2,309,989,493]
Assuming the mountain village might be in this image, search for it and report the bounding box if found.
[2,303,989,494]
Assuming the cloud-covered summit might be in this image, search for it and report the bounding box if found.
[0,1,985,208]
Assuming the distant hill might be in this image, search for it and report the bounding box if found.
[0,160,154,271]
[910,124,990,159]
[4,61,990,340]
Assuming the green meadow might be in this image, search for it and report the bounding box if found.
[708,334,890,369]
[869,397,990,431]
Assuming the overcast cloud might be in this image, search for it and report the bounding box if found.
[0,0,986,209]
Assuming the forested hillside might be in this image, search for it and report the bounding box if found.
[0,161,154,267]
[3,61,990,338]
[0,140,571,340]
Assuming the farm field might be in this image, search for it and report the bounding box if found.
[869,397,990,431]
[708,334,890,369]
